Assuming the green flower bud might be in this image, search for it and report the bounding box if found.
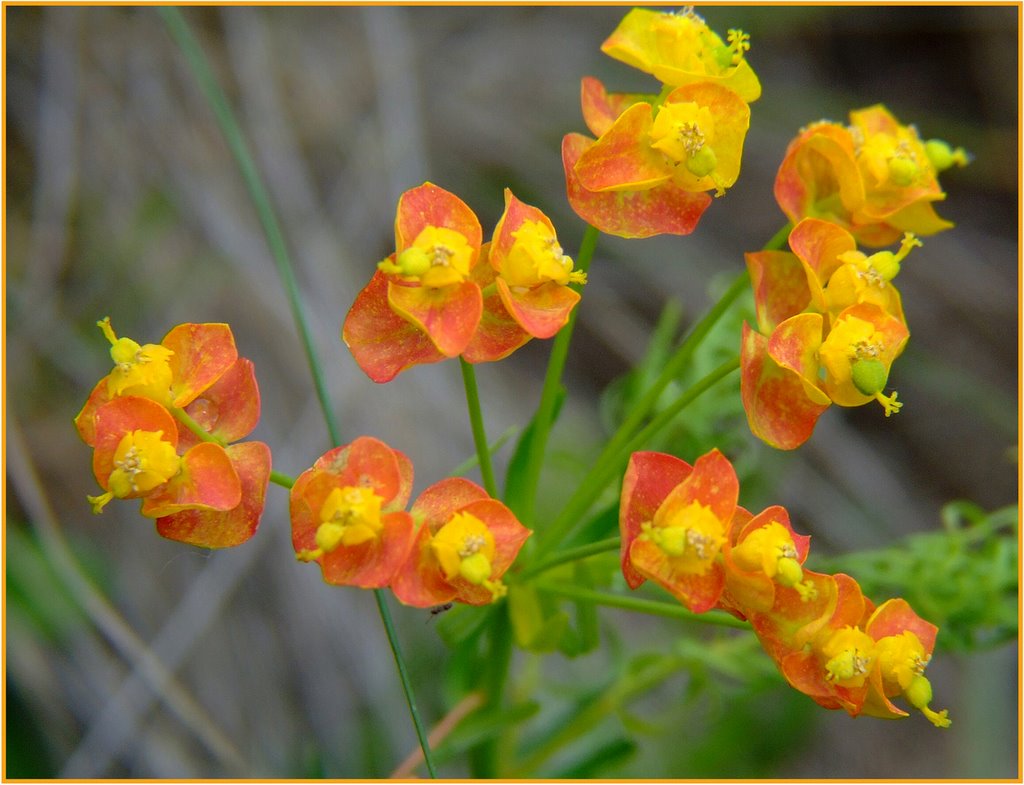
[852,358,888,396]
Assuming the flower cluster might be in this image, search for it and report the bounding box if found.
[740,218,917,449]
[775,105,968,247]
[343,184,586,383]
[562,8,760,238]
[740,105,967,449]
[620,448,950,727]
[291,438,531,606]
[75,319,271,548]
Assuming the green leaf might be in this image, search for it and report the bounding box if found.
[553,737,637,778]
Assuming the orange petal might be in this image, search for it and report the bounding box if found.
[141,441,242,517]
[574,103,669,192]
[163,323,239,408]
[750,569,840,664]
[317,511,416,589]
[663,82,751,191]
[343,269,447,383]
[723,505,809,615]
[443,498,531,606]
[387,279,483,357]
[774,123,864,228]
[619,451,693,589]
[580,76,652,138]
[660,448,738,525]
[489,190,554,273]
[496,278,579,340]
[156,441,271,548]
[395,182,482,255]
[390,521,458,607]
[91,396,179,490]
[629,538,725,613]
[463,285,532,363]
[788,218,858,301]
[562,133,712,239]
[745,251,811,335]
[410,477,489,535]
[74,378,111,447]
[865,598,938,654]
[309,436,406,509]
[741,323,829,450]
[177,357,261,448]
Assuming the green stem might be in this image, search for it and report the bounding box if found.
[373,589,438,779]
[514,537,621,582]
[459,358,499,498]
[540,355,739,549]
[160,9,435,776]
[532,581,749,629]
[160,7,341,448]
[517,224,599,523]
[268,470,294,489]
[172,406,296,489]
[469,604,513,777]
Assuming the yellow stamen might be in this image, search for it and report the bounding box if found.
[641,499,725,575]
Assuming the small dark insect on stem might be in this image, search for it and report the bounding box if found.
[426,603,454,623]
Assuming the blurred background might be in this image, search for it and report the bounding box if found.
[5,5,1018,779]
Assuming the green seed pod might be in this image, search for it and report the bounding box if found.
[686,145,718,178]
[852,358,888,396]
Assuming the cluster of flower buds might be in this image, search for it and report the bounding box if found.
[741,106,967,449]
[75,319,271,548]
[563,8,761,238]
[343,184,586,383]
[620,448,950,727]
[290,437,531,606]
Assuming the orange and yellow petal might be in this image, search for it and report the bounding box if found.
[619,451,694,589]
[176,357,261,448]
[574,103,670,193]
[140,441,242,518]
[343,269,447,383]
[91,396,181,491]
[395,182,482,259]
[390,522,460,607]
[308,436,409,512]
[315,510,415,589]
[580,76,653,138]
[387,278,483,358]
[163,323,239,409]
[496,278,580,340]
[563,133,711,239]
[741,323,830,450]
[156,440,271,548]
[409,477,490,534]
[745,251,812,335]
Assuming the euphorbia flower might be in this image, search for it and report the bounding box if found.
[619,449,738,613]
[391,478,531,607]
[573,80,749,198]
[463,190,586,362]
[600,8,761,103]
[722,505,814,615]
[86,395,242,520]
[343,182,483,382]
[741,302,909,449]
[746,218,920,337]
[76,318,272,547]
[775,105,968,247]
[862,598,951,727]
[290,437,416,589]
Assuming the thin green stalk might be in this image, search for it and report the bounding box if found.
[540,355,740,549]
[373,590,438,779]
[161,9,435,776]
[514,536,621,582]
[517,224,599,523]
[469,604,513,777]
[459,358,498,498]
[160,7,341,448]
[448,425,519,478]
[172,406,296,489]
[533,580,749,628]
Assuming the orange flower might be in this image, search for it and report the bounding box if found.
[775,105,968,247]
[76,320,271,548]
[344,182,483,382]
[391,478,531,607]
[619,449,738,613]
[463,190,586,363]
[290,437,416,589]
